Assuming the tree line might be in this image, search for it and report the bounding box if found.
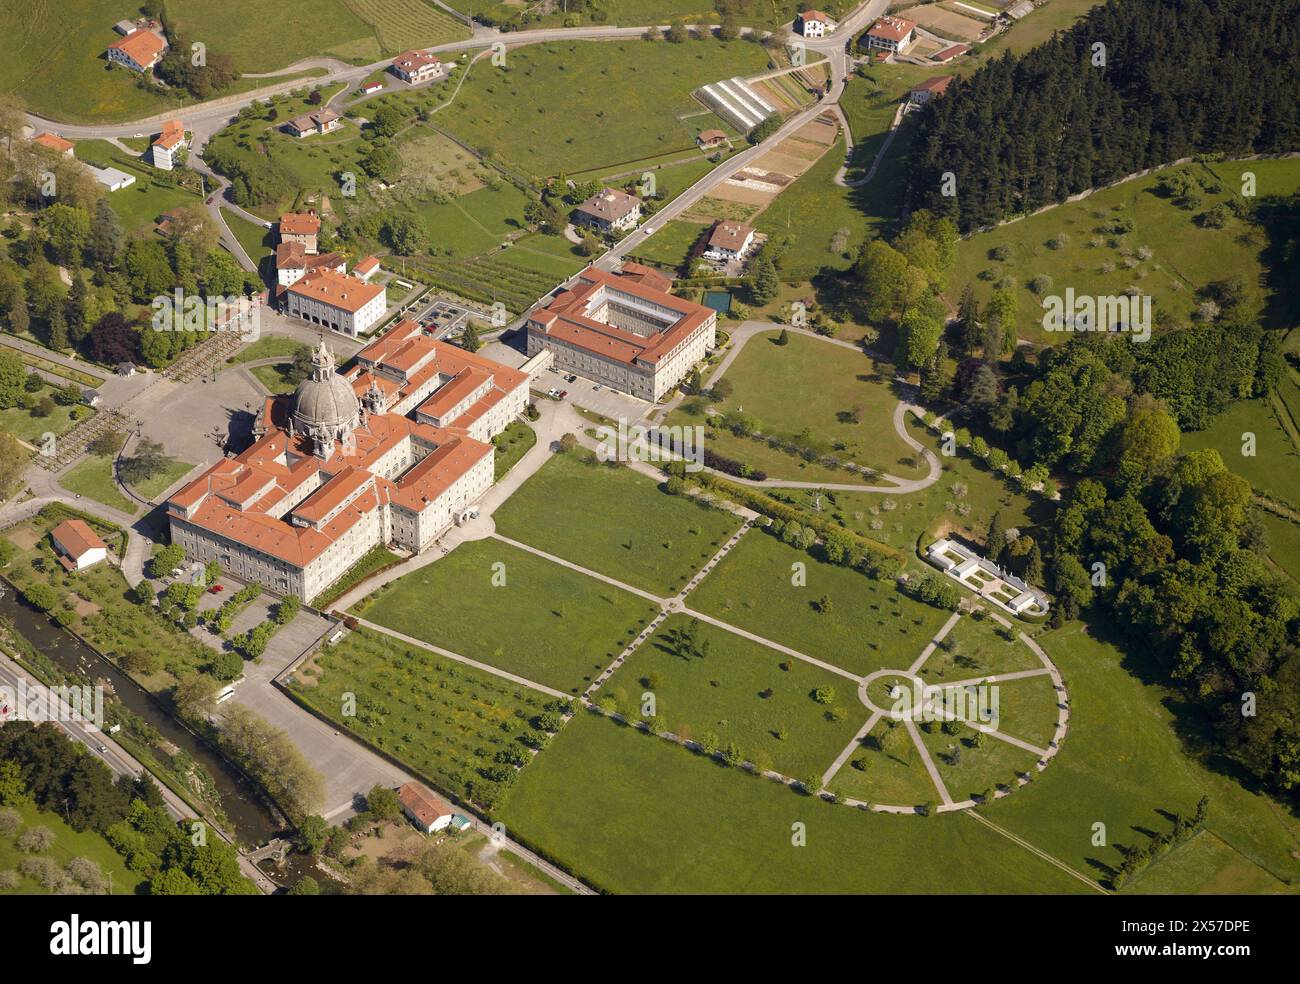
[905,0,1300,231]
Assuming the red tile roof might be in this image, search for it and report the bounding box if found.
[153,119,185,149]
[574,188,640,224]
[397,782,453,828]
[867,16,916,43]
[280,211,320,236]
[708,220,754,250]
[392,50,441,73]
[287,269,384,314]
[32,133,74,154]
[108,30,166,68]
[912,76,954,96]
[50,520,106,559]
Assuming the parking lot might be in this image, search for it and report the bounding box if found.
[406,295,500,341]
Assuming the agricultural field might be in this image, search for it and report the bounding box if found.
[353,537,659,694]
[949,159,1300,343]
[687,530,951,675]
[497,711,1093,894]
[0,801,143,896]
[600,614,866,778]
[288,626,556,807]
[492,451,743,596]
[435,39,774,179]
[167,0,469,74]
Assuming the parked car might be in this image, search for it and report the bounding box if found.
[565,374,577,383]
[208,584,225,594]
[558,390,568,398]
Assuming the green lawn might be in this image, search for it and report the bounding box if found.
[498,710,1093,893]
[129,457,195,502]
[707,330,922,478]
[755,133,872,278]
[436,39,773,179]
[1181,396,1300,504]
[602,614,867,777]
[287,626,554,808]
[630,219,707,272]
[794,416,1043,554]
[920,612,1045,682]
[73,141,205,237]
[227,336,308,365]
[918,721,1042,804]
[250,363,299,395]
[311,543,402,610]
[493,451,742,597]
[0,396,83,444]
[688,530,951,675]
[1258,509,1300,586]
[0,800,143,896]
[353,538,659,694]
[493,420,536,480]
[58,455,137,516]
[828,719,941,806]
[978,620,1300,892]
[222,212,276,267]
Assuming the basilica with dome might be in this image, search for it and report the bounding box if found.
[166,325,530,601]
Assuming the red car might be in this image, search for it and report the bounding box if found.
[208,584,225,594]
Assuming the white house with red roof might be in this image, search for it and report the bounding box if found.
[863,15,916,53]
[703,220,757,262]
[150,120,186,170]
[391,50,444,84]
[106,29,167,72]
[795,10,837,38]
[397,782,455,833]
[573,188,642,234]
[49,520,108,572]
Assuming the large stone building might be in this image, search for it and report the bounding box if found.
[167,336,527,601]
[525,268,716,402]
[284,268,387,336]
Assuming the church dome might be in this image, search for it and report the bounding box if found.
[291,341,359,436]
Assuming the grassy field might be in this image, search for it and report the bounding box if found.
[251,363,299,395]
[436,39,773,179]
[498,710,1093,893]
[756,133,869,278]
[707,330,922,478]
[353,537,659,694]
[58,455,137,516]
[629,219,707,272]
[923,611,1044,681]
[227,336,308,365]
[950,159,1300,342]
[288,626,554,806]
[783,416,1043,555]
[223,212,276,267]
[0,800,142,896]
[1258,509,1300,586]
[827,719,941,806]
[1181,396,1300,504]
[688,530,951,675]
[73,140,205,237]
[978,620,1300,893]
[0,392,83,444]
[492,451,742,596]
[601,613,867,777]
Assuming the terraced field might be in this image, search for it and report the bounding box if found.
[344,0,470,51]
[416,255,559,312]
